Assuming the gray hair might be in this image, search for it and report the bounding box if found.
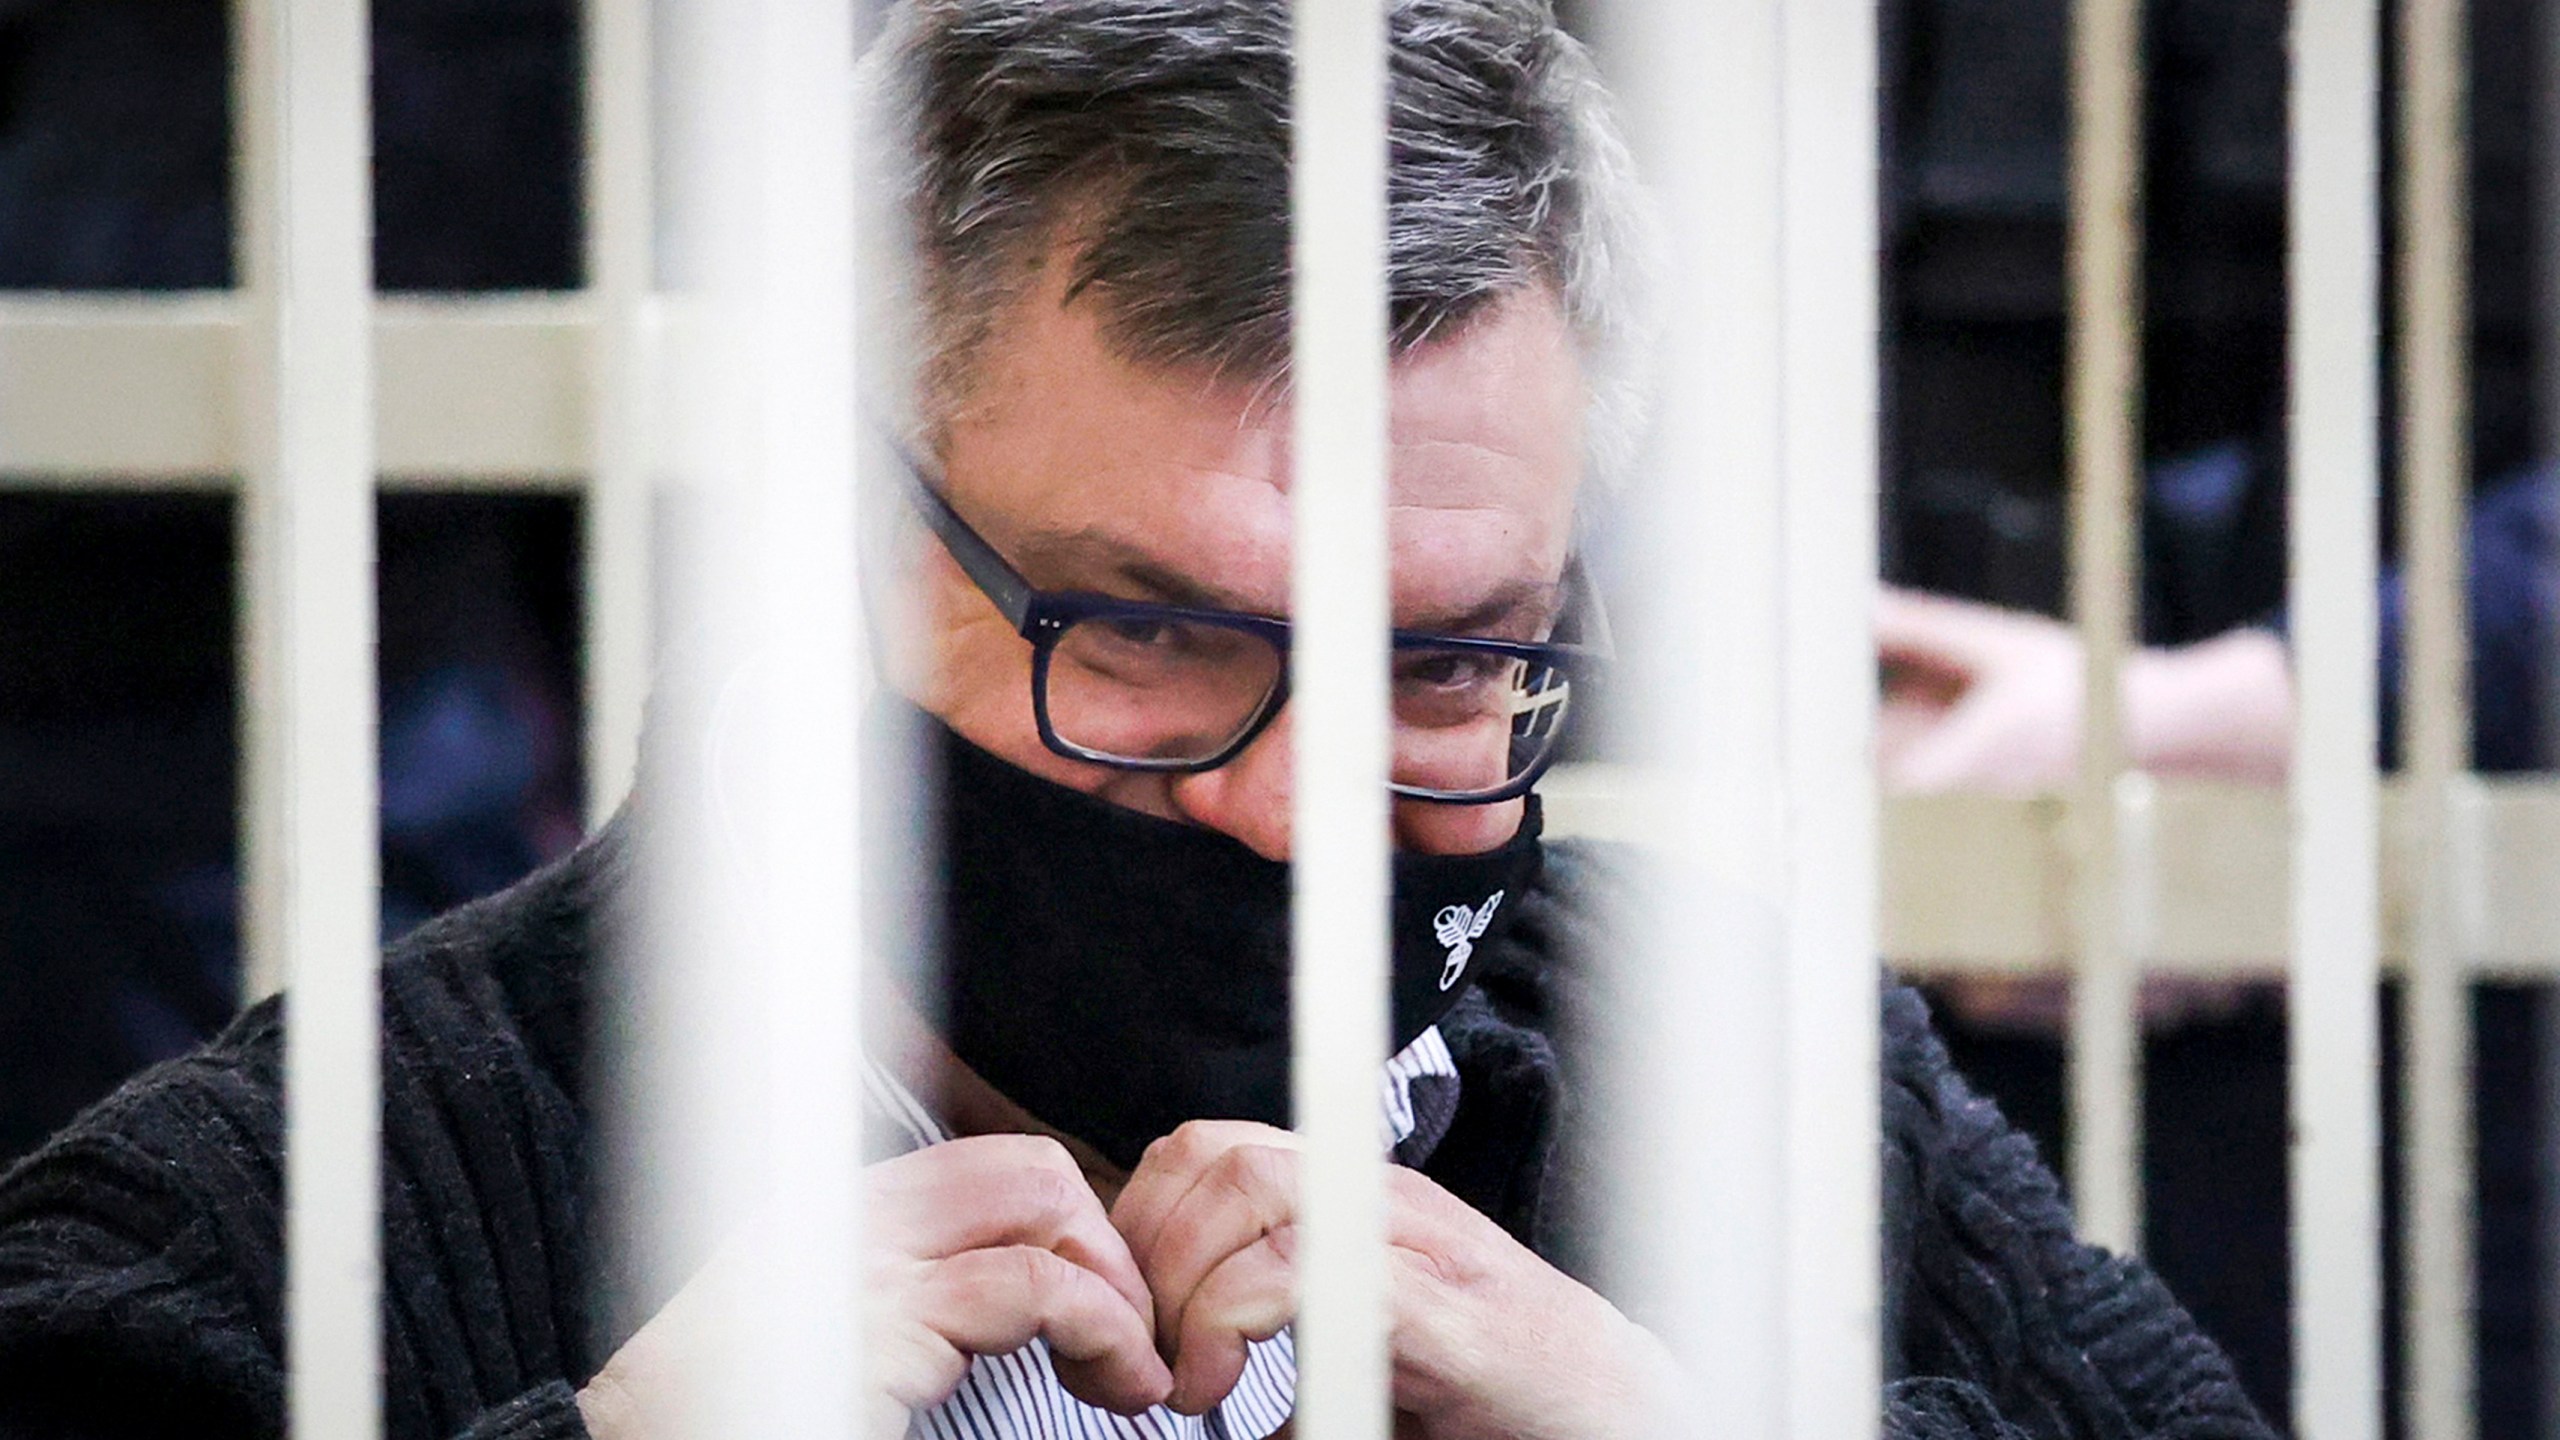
[856,0,1657,492]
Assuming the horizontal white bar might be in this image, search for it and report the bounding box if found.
[1546,768,2560,976]
[0,295,592,482]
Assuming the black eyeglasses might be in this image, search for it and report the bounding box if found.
[897,448,1608,804]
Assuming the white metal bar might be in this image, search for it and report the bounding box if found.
[1780,0,1885,1422]
[581,0,654,824]
[1540,773,2560,976]
[0,296,591,482]
[1586,0,1790,1426]
[732,1,867,1427]
[2063,0,2145,1254]
[2289,0,2386,1428]
[2396,0,2475,1431]
[1288,0,1392,1435]
[0,296,240,478]
[640,0,867,1432]
[235,0,384,1435]
[374,300,594,481]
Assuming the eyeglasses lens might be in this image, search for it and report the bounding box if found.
[1387,647,1570,798]
[1043,618,1570,799]
[1045,615,1283,763]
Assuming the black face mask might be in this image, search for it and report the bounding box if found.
[895,707,1543,1172]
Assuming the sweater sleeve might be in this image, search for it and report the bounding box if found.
[1883,1379,2037,1440]
[0,931,606,1440]
[0,1059,286,1440]
[0,1065,598,1440]
[1880,985,2274,1440]
[452,1382,592,1440]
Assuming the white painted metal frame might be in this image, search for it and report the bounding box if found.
[0,296,598,484]
[2291,0,2387,1434]
[1584,0,1883,1426]
[2398,0,2476,1434]
[235,3,384,1438]
[634,0,869,1433]
[1288,2,1395,1434]
[1587,0,1792,1426]
[1778,0,1885,1427]
[11,0,2517,1434]
[581,0,654,824]
[2064,0,2145,1255]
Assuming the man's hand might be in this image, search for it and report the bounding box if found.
[577,1133,1172,1439]
[1110,1120,1671,1440]
[867,1134,1174,1413]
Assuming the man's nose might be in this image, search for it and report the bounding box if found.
[1168,707,1295,860]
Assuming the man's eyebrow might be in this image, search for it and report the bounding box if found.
[1399,577,1564,638]
[1010,526,1563,635]
[1010,528,1267,612]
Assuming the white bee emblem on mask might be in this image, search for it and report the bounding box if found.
[1432,891,1505,991]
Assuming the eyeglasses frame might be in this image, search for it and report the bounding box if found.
[894,445,1609,804]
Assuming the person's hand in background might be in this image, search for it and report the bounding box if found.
[1877,587,2296,793]
[1877,587,2297,1033]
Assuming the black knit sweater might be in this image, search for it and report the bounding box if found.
[0,822,2271,1440]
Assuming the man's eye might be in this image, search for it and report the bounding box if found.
[1399,652,1505,689]
[1099,617,1171,647]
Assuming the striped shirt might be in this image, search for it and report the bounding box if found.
[864,1028,1462,1440]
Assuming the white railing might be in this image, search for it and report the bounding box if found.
[235,5,382,1440]
[0,0,2508,1434]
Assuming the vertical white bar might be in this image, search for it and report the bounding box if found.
[237,0,285,1010]
[2064,0,2146,1255]
[636,0,866,1434]
[733,0,867,1415]
[1780,0,1884,1426]
[2397,0,2475,1432]
[2532,10,2560,1423]
[1590,0,1792,1426]
[1289,2,1392,1437]
[680,0,868,1433]
[237,0,383,1434]
[583,0,654,825]
[2289,0,2385,1432]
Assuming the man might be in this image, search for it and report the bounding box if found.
[0,3,2272,1437]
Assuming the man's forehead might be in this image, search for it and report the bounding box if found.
[941,279,1584,508]
[933,274,1583,627]
[993,515,1566,627]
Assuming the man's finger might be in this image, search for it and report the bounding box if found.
[1125,1140,1297,1348]
[1164,1229,1295,1415]
[1111,1120,1294,1276]
[907,1245,1173,1416]
[870,1133,1155,1332]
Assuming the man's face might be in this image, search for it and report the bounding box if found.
[914,254,1586,860]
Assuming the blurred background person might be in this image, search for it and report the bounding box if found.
[1868,0,2555,1428]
